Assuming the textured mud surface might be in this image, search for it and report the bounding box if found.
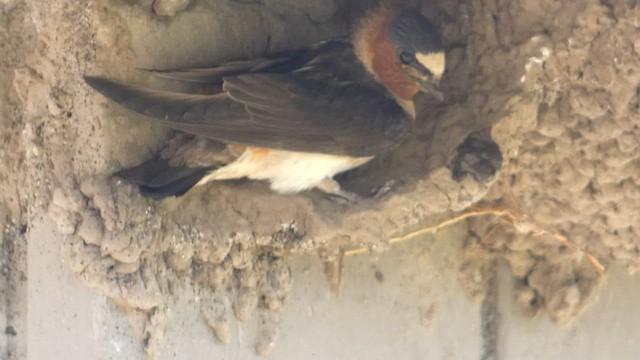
[1,0,639,357]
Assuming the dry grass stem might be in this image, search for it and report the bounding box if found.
[343,207,605,276]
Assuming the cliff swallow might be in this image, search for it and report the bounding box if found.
[85,4,445,200]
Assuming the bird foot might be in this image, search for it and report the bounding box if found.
[327,190,362,204]
[370,179,397,199]
[316,178,362,204]
[317,178,398,204]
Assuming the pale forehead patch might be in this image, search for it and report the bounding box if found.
[416,52,446,79]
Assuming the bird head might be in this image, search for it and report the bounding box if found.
[353,5,445,117]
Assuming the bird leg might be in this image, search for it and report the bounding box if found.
[315,178,362,203]
[370,179,397,199]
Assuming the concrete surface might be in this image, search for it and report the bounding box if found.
[497,263,640,360]
[27,221,142,359]
[4,220,640,359]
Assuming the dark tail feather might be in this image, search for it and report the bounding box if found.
[116,159,213,199]
[84,75,247,131]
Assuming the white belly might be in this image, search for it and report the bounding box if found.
[198,148,373,193]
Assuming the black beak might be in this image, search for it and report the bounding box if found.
[418,79,444,102]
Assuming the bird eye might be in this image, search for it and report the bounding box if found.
[399,51,414,65]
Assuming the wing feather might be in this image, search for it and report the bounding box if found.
[85,40,411,157]
[146,49,308,84]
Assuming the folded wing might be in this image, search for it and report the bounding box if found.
[85,40,411,157]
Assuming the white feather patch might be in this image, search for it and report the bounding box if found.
[198,149,373,193]
[416,52,446,79]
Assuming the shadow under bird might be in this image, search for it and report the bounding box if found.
[85,4,446,200]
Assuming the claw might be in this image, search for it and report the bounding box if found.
[371,179,398,199]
